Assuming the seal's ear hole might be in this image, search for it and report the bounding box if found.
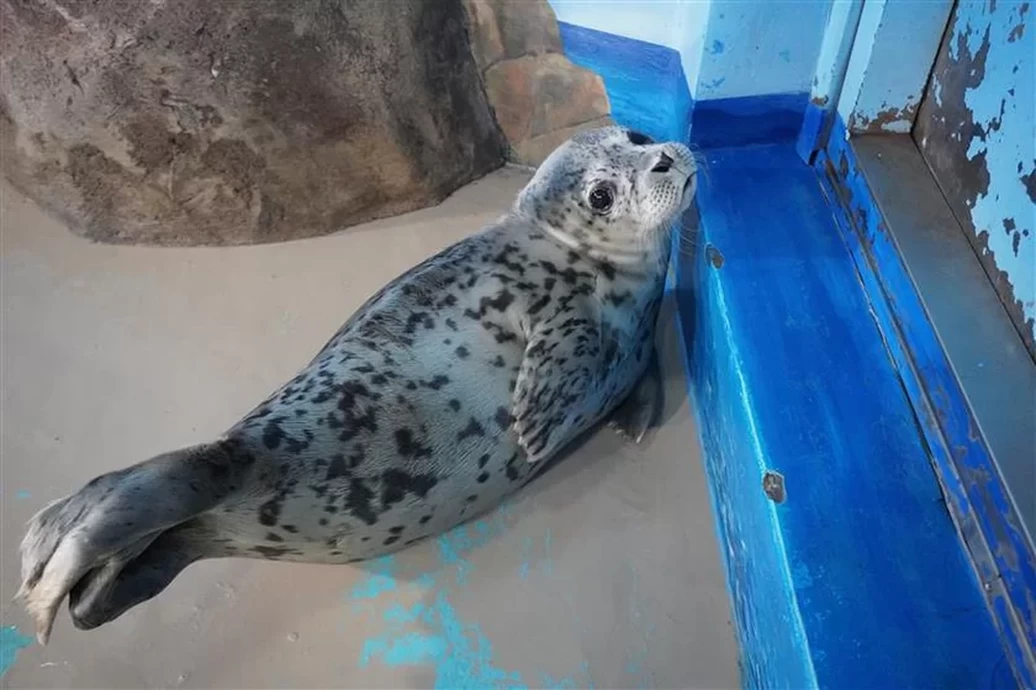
[587,183,615,214]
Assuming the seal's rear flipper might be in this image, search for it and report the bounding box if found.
[67,521,211,631]
[17,440,252,644]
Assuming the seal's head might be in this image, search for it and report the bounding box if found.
[517,126,697,265]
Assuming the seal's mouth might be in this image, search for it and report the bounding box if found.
[682,172,696,194]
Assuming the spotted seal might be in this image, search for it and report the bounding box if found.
[18,125,698,643]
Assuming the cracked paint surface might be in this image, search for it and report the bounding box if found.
[916,0,1035,357]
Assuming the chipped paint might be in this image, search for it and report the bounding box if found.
[915,0,1035,358]
[838,0,954,133]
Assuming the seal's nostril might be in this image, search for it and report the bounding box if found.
[651,152,674,173]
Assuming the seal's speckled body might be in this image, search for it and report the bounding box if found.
[19,126,698,643]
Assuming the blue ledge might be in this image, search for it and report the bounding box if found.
[675,143,1010,689]
[558,22,807,150]
[558,21,692,143]
[816,116,1036,687]
[690,92,809,149]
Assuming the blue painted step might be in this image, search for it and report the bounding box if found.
[675,144,1011,689]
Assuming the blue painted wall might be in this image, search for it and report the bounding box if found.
[549,0,710,98]
[551,0,842,147]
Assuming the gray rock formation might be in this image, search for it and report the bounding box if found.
[463,0,612,166]
[1,0,505,245]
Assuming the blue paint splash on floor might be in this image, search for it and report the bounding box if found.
[1,626,32,678]
[348,509,587,689]
[349,555,398,600]
[362,593,527,690]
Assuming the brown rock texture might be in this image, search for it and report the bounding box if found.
[0,0,506,246]
[463,0,612,166]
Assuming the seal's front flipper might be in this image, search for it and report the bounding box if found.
[17,440,249,644]
[512,322,600,465]
[608,348,663,444]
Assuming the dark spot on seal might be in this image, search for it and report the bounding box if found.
[252,545,293,559]
[346,478,378,525]
[763,470,786,504]
[282,524,299,533]
[381,469,438,507]
[528,294,552,315]
[384,536,400,546]
[457,417,486,441]
[420,375,450,390]
[394,428,432,459]
[504,452,521,481]
[326,454,348,480]
[266,532,284,542]
[455,345,470,359]
[466,495,478,503]
[494,406,513,431]
[478,453,490,469]
[389,526,405,535]
[258,498,282,526]
[449,399,461,412]
[477,472,490,483]
[419,514,433,524]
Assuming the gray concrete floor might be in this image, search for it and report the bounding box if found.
[0,169,738,689]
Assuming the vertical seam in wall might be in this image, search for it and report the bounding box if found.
[910,0,959,142]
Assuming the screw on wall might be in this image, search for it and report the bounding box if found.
[705,243,725,268]
[763,470,786,504]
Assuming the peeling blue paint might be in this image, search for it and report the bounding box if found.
[950,1,1035,327]
[0,626,32,678]
[839,0,954,132]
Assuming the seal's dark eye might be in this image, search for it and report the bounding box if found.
[588,185,614,213]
